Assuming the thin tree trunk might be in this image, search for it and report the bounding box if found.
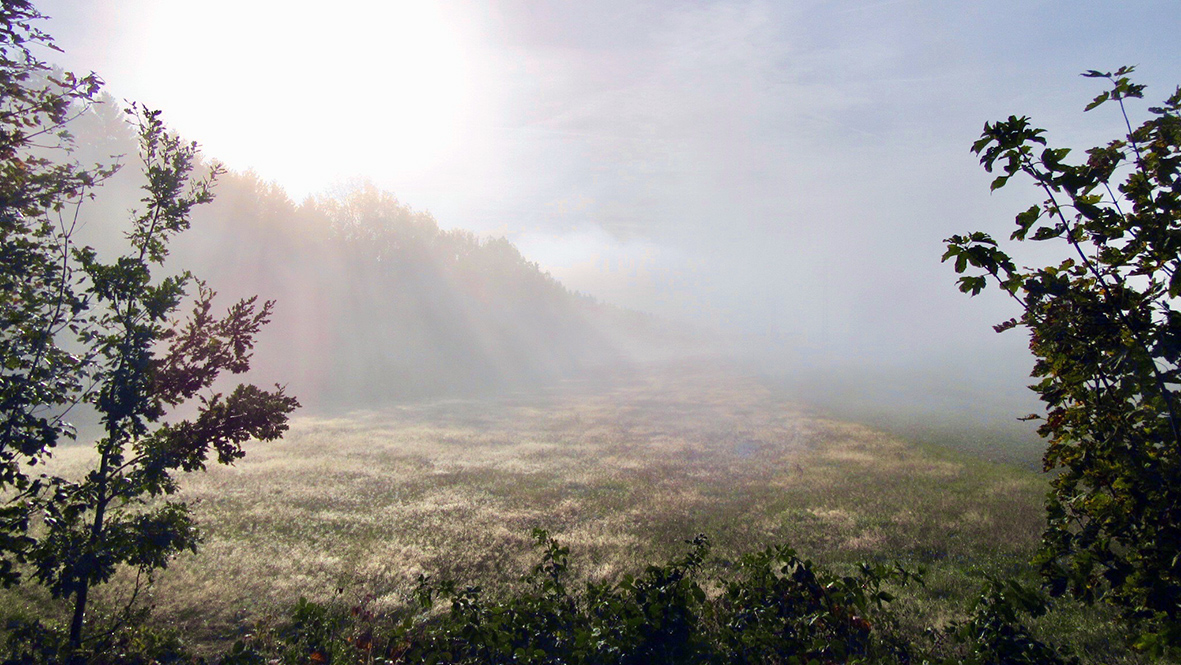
[68,580,89,651]
[69,443,113,652]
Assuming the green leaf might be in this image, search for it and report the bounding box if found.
[1032,226,1062,241]
[1085,90,1110,112]
[958,276,987,295]
[1012,205,1041,240]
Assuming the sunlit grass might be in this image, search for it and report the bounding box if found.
[13,362,1141,661]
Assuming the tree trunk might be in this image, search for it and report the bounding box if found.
[70,444,112,653]
[68,580,89,652]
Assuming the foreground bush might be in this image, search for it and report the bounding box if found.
[2,531,1082,663]
[212,531,1071,665]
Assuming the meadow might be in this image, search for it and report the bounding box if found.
[13,362,1140,661]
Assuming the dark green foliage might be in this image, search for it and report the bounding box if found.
[0,0,114,589]
[3,605,192,665]
[941,576,1075,665]
[223,532,932,665]
[0,531,1094,664]
[944,67,1181,652]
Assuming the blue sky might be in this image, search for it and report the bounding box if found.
[33,0,1181,393]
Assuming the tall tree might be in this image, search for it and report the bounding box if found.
[0,3,299,654]
[945,67,1181,652]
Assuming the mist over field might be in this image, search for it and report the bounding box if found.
[15,0,1177,500]
[35,2,1177,439]
[51,92,1045,462]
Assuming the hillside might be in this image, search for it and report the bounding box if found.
[65,102,699,410]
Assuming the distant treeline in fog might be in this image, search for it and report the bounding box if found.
[67,98,696,410]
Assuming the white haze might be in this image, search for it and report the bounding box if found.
[33,0,1181,447]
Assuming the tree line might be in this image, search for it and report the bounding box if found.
[65,103,691,411]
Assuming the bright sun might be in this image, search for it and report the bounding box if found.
[129,0,475,197]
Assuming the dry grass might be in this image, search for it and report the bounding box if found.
[31,362,1051,652]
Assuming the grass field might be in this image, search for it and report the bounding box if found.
[11,361,1142,661]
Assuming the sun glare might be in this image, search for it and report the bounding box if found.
[132,0,475,196]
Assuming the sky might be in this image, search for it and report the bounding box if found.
[33,0,1181,399]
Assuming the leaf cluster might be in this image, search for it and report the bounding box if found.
[939,576,1075,665]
